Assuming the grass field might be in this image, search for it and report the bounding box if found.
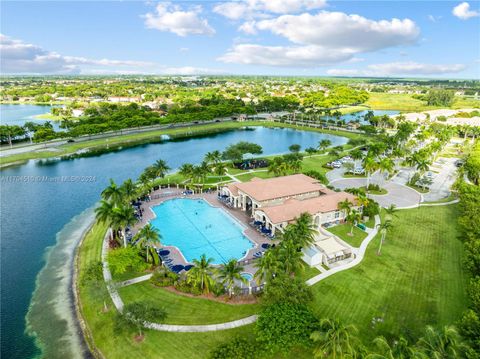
[309,205,467,344]
[77,222,257,359]
[328,223,368,247]
[365,93,480,112]
[119,283,259,325]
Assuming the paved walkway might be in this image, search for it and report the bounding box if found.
[101,213,381,332]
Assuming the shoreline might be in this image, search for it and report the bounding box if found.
[0,121,362,168]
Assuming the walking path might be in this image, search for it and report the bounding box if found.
[101,213,381,332]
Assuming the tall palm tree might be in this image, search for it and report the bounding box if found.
[384,204,398,222]
[346,209,362,236]
[378,157,395,186]
[120,178,137,203]
[278,238,304,276]
[204,150,222,166]
[151,159,170,179]
[187,254,217,294]
[338,198,353,217]
[101,179,123,205]
[213,161,228,176]
[350,149,364,174]
[376,220,393,255]
[179,163,194,181]
[291,212,318,249]
[318,139,332,152]
[95,199,115,239]
[112,204,137,248]
[311,318,358,359]
[363,156,379,189]
[371,336,414,359]
[415,159,431,175]
[135,223,161,265]
[218,259,246,297]
[254,248,281,283]
[416,325,460,359]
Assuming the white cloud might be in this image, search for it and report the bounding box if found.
[452,2,479,19]
[0,34,227,75]
[213,0,327,20]
[367,62,467,75]
[144,3,215,36]
[218,43,354,67]
[219,11,420,67]
[255,12,419,50]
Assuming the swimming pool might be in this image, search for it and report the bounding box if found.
[150,198,254,264]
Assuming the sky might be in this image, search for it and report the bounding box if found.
[1,0,479,78]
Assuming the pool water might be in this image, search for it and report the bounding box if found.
[241,273,253,282]
[150,199,254,264]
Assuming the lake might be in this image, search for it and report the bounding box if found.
[0,126,347,359]
[321,109,399,123]
[0,104,62,131]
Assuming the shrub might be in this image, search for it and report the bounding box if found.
[367,184,381,191]
[362,200,380,217]
[150,268,178,287]
[262,275,313,306]
[303,170,328,184]
[174,280,202,295]
[256,303,318,354]
[209,337,257,359]
[107,246,148,275]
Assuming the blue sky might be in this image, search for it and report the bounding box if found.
[1,0,479,78]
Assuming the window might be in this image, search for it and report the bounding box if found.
[334,211,340,219]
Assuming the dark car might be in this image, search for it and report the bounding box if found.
[67,139,75,143]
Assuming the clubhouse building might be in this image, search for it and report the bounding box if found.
[220,174,359,236]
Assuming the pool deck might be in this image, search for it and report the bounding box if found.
[132,187,276,274]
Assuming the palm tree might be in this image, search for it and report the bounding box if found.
[95,199,115,239]
[151,159,170,179]
[363,156,379,189]
[378,157,395,187]
[338,198,353,217]
[371,336,414,359]
[350,149,364,174]
[213,162,228,176]
[179,163,194,180]
[291,212,318,249]
[318,139,332,152]
[120,178,137,203]
[101,179,123,205]
[218,259,246,297]
[384,204,398,222]
[135,223,161,265]
[112,204,137,248]
[187,254,217,294]
[204,150,222,166]
[346,209,362,236]
[254,248,281,283]
[415,159,431,175]
[311,318,358,359]
[278,238,304,276]
[376,220,393,255]
[416,325,460,359]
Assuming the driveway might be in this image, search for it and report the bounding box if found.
[423,157,458,201]
[330,177,421,208]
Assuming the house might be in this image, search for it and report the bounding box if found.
[220,174,359,235]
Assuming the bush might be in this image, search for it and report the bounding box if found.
[174,280,202,296]
[367,184,381,191]
[303,170,328,184]
[150,268,178,287]
[209,337,257,359]
[362,200,380,217]
[262,275,313,306]
[255,303,318,354]
[107,246,148,275]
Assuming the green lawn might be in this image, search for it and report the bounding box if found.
[77,222,257,359]
[236,170,275,182]
[118,283,259,325]
[309,205,468,344]
[360,186,388,195]
[328,223,368,247]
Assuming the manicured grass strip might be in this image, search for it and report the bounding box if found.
[328,224,368,248]
[118,283,259,325]
[236,171,275,181]
[309,205,468,344]
[77,222,258,359]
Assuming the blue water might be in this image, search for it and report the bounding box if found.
[321,110,399,123]
[0,104,62,131]
[151,199,253,264]
[0,125,347,359]
[241,273,253,282]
